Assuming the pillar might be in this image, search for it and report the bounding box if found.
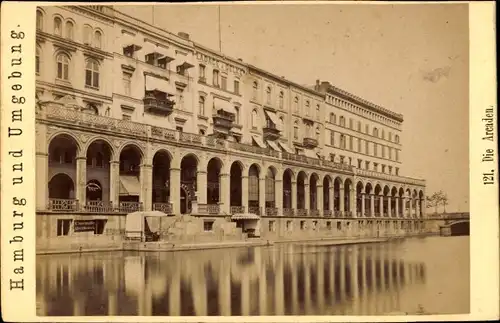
[339,184,345,215]
[317,184,323,214]
[275,178,283,215]
[170,168,181,215]
[36,152,49,210]
[408,197,413,218]
[328,184,334,212]
[304,183,310,210]
[109,160,120,207]
[395,197,400,218]
[220,173,230,214]
[242,175,249,211]
[197,170,207,204]
[388,196,392,217]
[370,194,375,217]
[259,176,266,214]
[361,193,365,217]
[350,188,357,216]
[401,196,406,218]
[379,194,383,217]
[76,156,87,205]
[421,198,426,218]
[140,164,152,211]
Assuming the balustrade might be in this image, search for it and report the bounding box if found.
[49,198,79,211]
[283,208,295,216]
[334,210,343,218]
[230,206,245,214]
[323,210,332,217]
[265,207,278,216]
[152,202,173,214]
[248,206,261,215]
[296,209,308,216]
[84,200,113,213]
[309,210,320,217]
[118,201,143,213]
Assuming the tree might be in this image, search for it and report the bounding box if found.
[426,190,449,215]
[441,193,449,213]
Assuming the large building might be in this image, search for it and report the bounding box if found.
[35,5,426,250]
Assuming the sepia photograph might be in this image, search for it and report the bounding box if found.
[18,0,479,318]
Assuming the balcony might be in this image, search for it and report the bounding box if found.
[263,123,281,141]
[143,94,175,116]
[303,137,319,148]
[212,111,234,134]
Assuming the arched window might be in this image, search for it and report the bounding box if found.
[198,96,205,116]
[251,110,258,129]
[83,25,92,45]
[279,116,284,131]
[294,122,299,139]
[305,100,310,116]
[395,135,400,143]
[306,124,312,137]
[53,17,62,36]
[339,116,345,127]
[86,104,99,115]
[373,127,378,137]
[266,86,271,104]
[316,104,320,120]
[252,81,258,100]
[279,91,284,109]
[85,59,99,88]
[94,30,102,49]
[340,134,346,149]
[315,126,320,140]
[357,121,362,131]
[294,97,299,112]
[235,106,240,124]
[35,46,41,75]
[65,21,74,40]
[330,113,336,124]
[56,53,70,80]
[36,10,44,31]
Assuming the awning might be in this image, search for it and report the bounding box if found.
[215,102,236,114]
[251,135,267,149]
[267,140,282,152]
[278,141,295,154]
[145,74,169,92]
[178,61,194,70]
[264,110,282,130]
[121,33,142,50]
[119,175,141,196]
[231,213,261,220]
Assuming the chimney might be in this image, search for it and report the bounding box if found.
[315,79,320,90]
[177,32,190,40]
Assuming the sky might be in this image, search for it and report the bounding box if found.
[116,2,470,212]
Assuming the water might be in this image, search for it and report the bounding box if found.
[36,236,469,316]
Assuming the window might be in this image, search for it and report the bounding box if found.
[85,60,99,88]
[305,100,310,116]
[349,118,353,129]
[35,47,41,75]
[198,96,205,116]
[365,141,369,155]
[373,128,379,137]
[56,53,70,80]
[176,126,183,132]
[349,136,353,150]
[357,159,362,168]
[365,124,369,134]
[330,113,336,124]
[122,114,131,120]
[65,21,74,40]
[266,86,271,104]
[94,30,102,49]
[395,135,400,143]
[316,104,320,120]
[199,64,205,81]
[234,80,240,94]
[294,122,299,139]
[339,116,345,127]
[373,163,378,172]
[388,166,393,174]
[213,70,220,87]
[83,25,92,45]
[327,221,332,230]
[252,81,258,100]
[269,221,275,232]
[358,138,362,152]
[122,73,131,96]
[374,143,378,157]
[365,161,370,169]
[221,76,227,90]
[337,222,342,230]
[395,167,400,176]
[279,116,284,131]
[396,150,400,161]
[330,130,335,145]
[94,220,106,235]
[279,91,284,109]
[294,97,299,112]
[235,106,240,124]
[36,10,43,31]
[251,110,258,129]
[199,129,206,135]
[357,121,362,131]
[382,165,386,173]
[54,17,62,36]
[312,221,318,230]
[300,221,305,230]
[340,134,346,149]
[56,219,72,236]
[315,127,320,140]
[382,146,386,158]
[203,220,214,232]
[286,220,292,231]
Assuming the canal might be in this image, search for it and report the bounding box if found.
[36,236,469,316]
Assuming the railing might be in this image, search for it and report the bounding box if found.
[49,198,79,211]
[296,209,308,216]
[309,210,320,217]
[248,206,261,215]
[198,204,220,215]
[152,202,172,214]
[334,210,343,218]
[283,208,294,216]
[323,210,332,217]
[41,105,426,186]
[344,211,353,218]
[230,206,245,214]
[83,200,113,213]
[118,202,143,213]
[265,207,278,216]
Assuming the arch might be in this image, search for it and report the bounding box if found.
[48,133,81,162]
[53,16,63,36]
[283,168,295,181]
[248,164,260,210]
[265,166,276,208]
[56,52,71,80]
[207,157,223,205]
[344,178,353,212]
[83,24,93,45]
[179,151,200,165]
[84,138,115,161]
[86,179,103,201]
[365,182,373,194]
[85,58,100,88]
[309,172,319,210]
[86,139,112,168]
[180,154,198,214]
[322,175,332,211]
[48,173,75,199]
[282,168,294,210]
[94,29,103,49]
[230,160,244,207]
[65,20,74,40]
[36,9,44,31]
[248,163,261,177]
[152,150,171,205]
[35,45,42,74]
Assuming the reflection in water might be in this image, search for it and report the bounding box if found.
[36,236,469,316]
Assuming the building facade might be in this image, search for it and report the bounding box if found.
[35,5,427,248]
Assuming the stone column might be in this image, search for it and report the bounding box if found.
[379,194,384,217]
[242,175,249,211]
[304,183,310,210]
[388,196,392,217]
[170,168,181,215]
[421,198,426,218]
[350,188,357,217]
[76,156,87,205]
[317,184,323,215]
[140,164,152,211]
[401,196,406,218]
[339,184,345,215]
[259,176,266,215]
[109,160,120,207]
[370,194,375,217]
[395,197,400,218]
[291,180,297,211]
[197,170,207,205]
[415,201,420,218]
[408,197,413,218]
[328,184,334,212]
[275,178,283,215]
[36,152,49,210]
[361,193,366,217]
[220,173,230,214]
